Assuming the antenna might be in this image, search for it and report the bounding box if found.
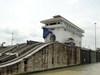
[11,32,14,45]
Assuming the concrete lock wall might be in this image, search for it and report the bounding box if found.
[90,51,96,63]
[0,42,81,75]
[96,52,100,62]
[80,49,100,64]
[80,49,90,64]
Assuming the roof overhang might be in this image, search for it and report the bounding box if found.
[40,15,84,33]
[40,17,62,24]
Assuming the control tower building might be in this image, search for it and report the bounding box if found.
[40,15,84,47]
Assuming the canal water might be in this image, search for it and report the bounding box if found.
[31,63,100,75]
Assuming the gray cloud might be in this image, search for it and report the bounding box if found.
[0,0,100,50]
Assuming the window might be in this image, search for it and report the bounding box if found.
[46,24,48,26]
[58,22,60,24]
[51,28,55,30]
[79,41,81,46]
[50,22,56,25]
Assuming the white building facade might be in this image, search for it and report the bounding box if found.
[40,15,84,47]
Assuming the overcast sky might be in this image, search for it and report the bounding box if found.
[0,0,100,50]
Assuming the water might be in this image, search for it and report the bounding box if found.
[30,63,100,75]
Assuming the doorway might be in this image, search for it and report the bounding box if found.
[50,34,56,42]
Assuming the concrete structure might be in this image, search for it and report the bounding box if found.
[0,42,99,75]
[0,42,81,75]
[0,15,86,75]
[41,15,84,47]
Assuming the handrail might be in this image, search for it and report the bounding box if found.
[0,44,26,61]
[0,42,52,67]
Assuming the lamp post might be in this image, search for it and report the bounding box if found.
[94,23,96,50]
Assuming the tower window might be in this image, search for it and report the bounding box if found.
[51,28,55,30]
[58,22,60,24]
[79,41,81,46]
[46,24,48,26]
[50,22,56,25]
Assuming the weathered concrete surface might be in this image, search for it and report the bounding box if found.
[0,42,80,75]
[30,63,100,75]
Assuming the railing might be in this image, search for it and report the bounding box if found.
[0,42,52,67]
[0,44,27,63]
